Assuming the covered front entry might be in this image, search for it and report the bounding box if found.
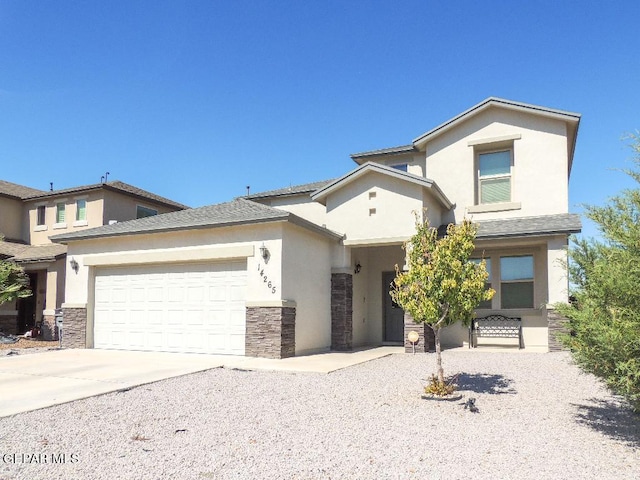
[93,261,247,355]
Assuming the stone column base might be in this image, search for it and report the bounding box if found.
[548,309,569,352]
[331,273,353,351]
[61,307,87,348]
[246,306,296,359]
[41,314,59,341]
[404,312,435,353]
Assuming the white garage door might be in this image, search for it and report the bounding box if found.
[94,261,247,355]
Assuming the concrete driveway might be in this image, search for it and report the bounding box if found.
[0,347,400,417]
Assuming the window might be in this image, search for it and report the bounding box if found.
[36,205,46,226]
[56,203,66,223]
[471,258,492,309]
[76,199,87,221]
[500,255,534,309]
[136,205,158,219]
[391,163,408,172]
[478,150,511,204]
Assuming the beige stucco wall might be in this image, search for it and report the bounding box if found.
[25,193,105,245]
[281,223,333,355]
[261,195,329,228]
[101,190,179,224]
[0,197,24,241]
[63,223,288,305]
[324,172,427,244]
[424,107,569,223]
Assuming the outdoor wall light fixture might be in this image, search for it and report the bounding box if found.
[354,263,362,274]
[70,258,79,273]
[259,243,269,261]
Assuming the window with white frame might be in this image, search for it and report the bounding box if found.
[500,255,534,309]
[36,205,46,226]
[136,205,157,219]
[471,258,492,309]
[76,199,87,221]
[55,202,66,223]
[478,150,512,204]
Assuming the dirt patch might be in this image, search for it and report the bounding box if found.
[0,338,59,351]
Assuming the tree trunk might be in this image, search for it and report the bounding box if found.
[433,326,444,384]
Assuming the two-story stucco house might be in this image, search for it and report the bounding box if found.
[0,180,187,338]
[51,98,581,357]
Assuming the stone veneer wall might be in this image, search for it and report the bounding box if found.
[61,307,87,349]
[548,309,569,352]
[331,273,353,351]
[404,312,435,353]
[41,314,59,341]
[245,306,296,359]
[0,314,18,335]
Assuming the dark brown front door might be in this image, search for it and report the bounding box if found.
[382,271,404,343]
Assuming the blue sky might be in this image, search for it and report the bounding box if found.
[1,1,638,239]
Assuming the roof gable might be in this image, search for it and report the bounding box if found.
[350,98,581,172]
[412,97,581,148]
[310,162,453,209]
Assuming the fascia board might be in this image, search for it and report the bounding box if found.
[413,97,581,150]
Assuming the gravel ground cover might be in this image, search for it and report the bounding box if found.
[0,350,638,480]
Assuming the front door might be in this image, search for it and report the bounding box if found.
[382,271,404,343]
[17,272,38,333]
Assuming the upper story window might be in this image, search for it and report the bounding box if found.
[391,163,408,172]
[136,205,158,219]
[500,255,534,309]
[56,202,66,223]
[478,150,512,204]
[36,205,46,226]
[76,199,87,221]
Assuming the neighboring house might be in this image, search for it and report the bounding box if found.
[51,98,581,358]
[0,180,187,338]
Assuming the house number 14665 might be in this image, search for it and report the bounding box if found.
[257,264,277,294]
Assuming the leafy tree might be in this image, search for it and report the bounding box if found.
[557,134,640,410]
[0,260,32,306]
[391,216,493,390]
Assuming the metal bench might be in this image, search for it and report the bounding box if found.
[469,314,523,349]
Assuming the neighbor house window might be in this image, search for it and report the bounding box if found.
[391,163,408,172]
[76,199,87,221]
[36,205,46,226]
[478,150,511,204]
[471,258,492,309]
[136,205,157,219]
[500,255,534,309]
[56,203,66,223]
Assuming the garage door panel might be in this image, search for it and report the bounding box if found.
[94,261,247,355]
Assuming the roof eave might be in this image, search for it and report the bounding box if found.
[413,97,582,150]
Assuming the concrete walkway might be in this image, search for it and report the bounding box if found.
[0,346,401,417]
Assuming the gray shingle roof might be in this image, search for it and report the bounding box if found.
[0,180,47,200]
[0,242,67,263]
[350,144,415,161]
[437,213,582,239]
[22,180,188,209]
[51,198,343,243]
[246,180,334,199]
